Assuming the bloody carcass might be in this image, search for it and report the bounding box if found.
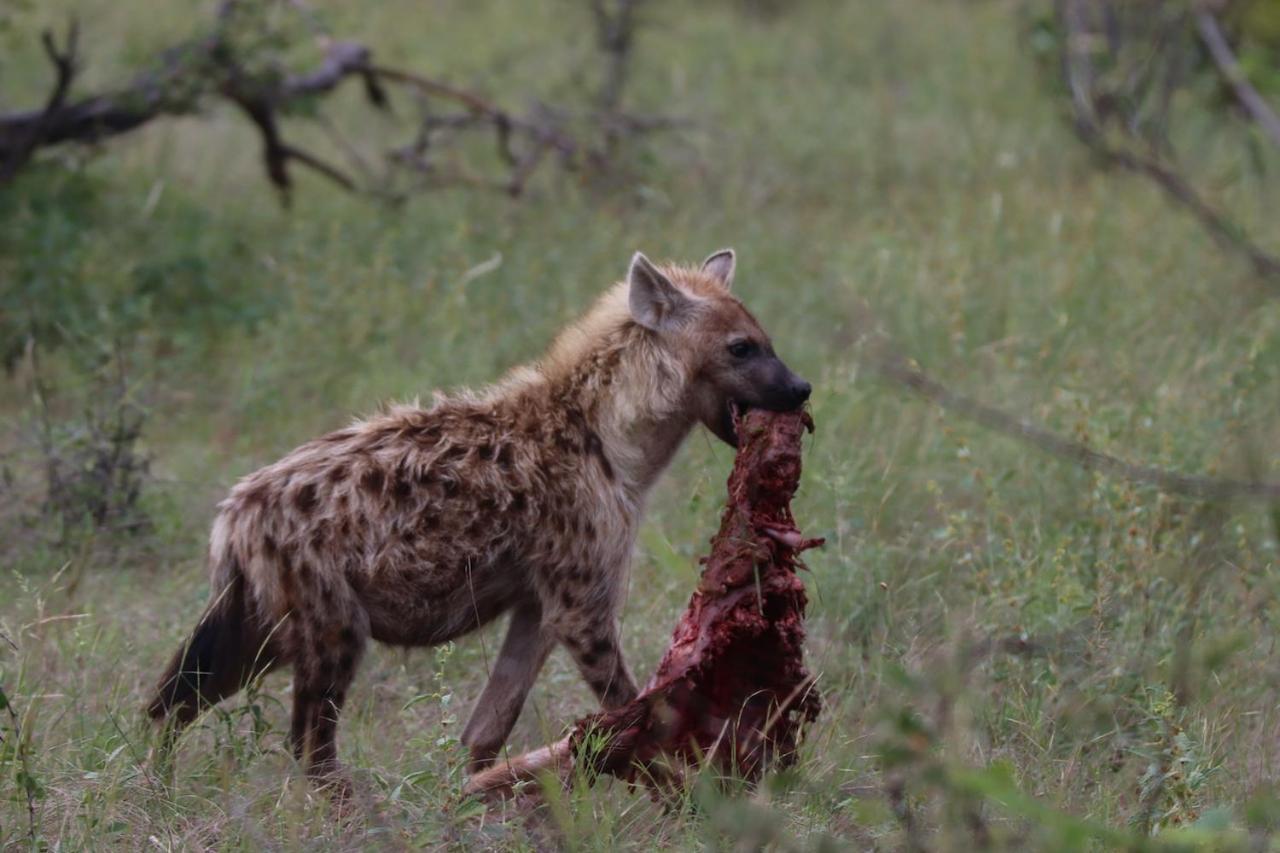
[465,408,822,795]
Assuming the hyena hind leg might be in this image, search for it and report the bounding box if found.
[287,596,370,787]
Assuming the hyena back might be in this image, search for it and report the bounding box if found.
[148,248,811,784]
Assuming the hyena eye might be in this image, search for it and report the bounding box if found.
[727,340,757,359]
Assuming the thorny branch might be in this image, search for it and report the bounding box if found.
[1054,0,1280,286]
[0,2,673,201]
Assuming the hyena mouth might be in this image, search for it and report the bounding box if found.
[717,400,752,448]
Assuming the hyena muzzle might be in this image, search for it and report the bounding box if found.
[147,248,810,787]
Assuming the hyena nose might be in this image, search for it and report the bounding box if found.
[791,379,812,406]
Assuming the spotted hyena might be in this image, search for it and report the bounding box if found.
[148,249,811,786]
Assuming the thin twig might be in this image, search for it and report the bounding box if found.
[1056,0,1280,287]
[861,326,1280,502]
[1072,127,1280,284]
[1195,10,1280,150]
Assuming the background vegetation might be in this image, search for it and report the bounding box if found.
[2,0,1278,848]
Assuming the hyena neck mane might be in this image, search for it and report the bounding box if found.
[502,281,697,494]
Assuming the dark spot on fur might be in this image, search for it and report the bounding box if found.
[263,534,279,560]
[339,627,357,646]
[554,431,579,454]
[391,474,413,504]
[242,481,272,508]
[580,650,599,667]
[338,652,355,673]
[293,483,318,514]
[560,589,577,609]
[510,491,527,513]
[298,563,313,582]
[584,430,615,482]
[442,479,459,498]
[327,464,348,483]
[477,443,494,461]
[495,445,513,469]
[590,636,613,657]
[360,468,385,494]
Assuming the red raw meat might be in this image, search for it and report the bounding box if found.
[465,408,822,795]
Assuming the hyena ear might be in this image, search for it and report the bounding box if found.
[629,251,693,331]
[701,248,736,291]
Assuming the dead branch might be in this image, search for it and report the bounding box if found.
[0,4,676,201]
[1194,10,1280,151]
[0,21,380,198]
[0,20,80,184]
[1071,122,1280,284]
[1054,0,1280,286]
[591,0,644,114]
[467,409,822,796]
[862,329,1280,502]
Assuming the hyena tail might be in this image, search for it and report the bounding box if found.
[147,557,276,729]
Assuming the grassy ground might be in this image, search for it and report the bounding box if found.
[2,0,1280,848]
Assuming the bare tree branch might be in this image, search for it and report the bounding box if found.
[0,4,678,201]
[591,0,643,114]
[864,332,1280,502]
[0,20,80,183]
[1194,10,1280,150]
[1075,123,1280,283]
[1054,0,1280,287]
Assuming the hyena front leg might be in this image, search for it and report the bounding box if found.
[461,599,555,770]
[547,597,639,710]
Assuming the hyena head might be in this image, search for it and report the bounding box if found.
[629,248,811,447]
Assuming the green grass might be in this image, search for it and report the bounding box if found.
[2,0,1279,848]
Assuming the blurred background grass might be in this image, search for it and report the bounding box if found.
[2,0,1279,848]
